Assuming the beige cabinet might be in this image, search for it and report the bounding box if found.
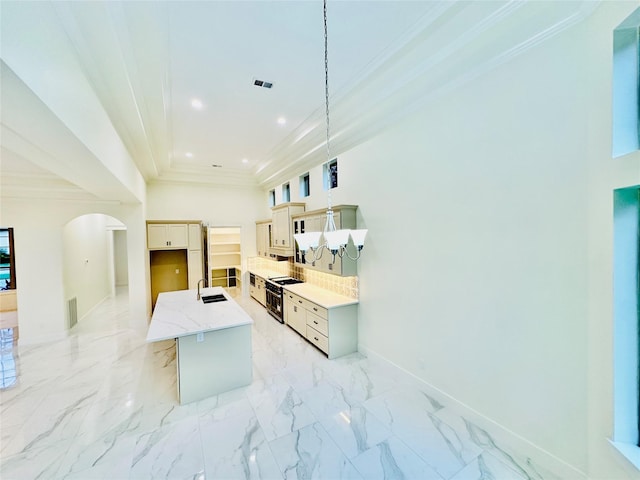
[292,205,359,276]
[187,224,203,289]
[249,275,266,306]
[272,208,289,248]
[283,290,358,359]
[270,203,305,256]
[285,292,307,336]
[188,224,202,250]
[188,250,203,289]
[147,223,189,249]
[255,220,271,258]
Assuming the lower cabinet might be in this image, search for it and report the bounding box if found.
[284,291,357,359]
[249,276,266,307]
[286,296,306,336]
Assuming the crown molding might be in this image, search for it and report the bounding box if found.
[256,0,599,190]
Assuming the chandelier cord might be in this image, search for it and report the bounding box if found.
[323,0,333,214]
[293,0,365,265]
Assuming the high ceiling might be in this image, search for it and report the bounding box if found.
[0,1,598,202]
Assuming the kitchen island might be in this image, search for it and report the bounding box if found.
[146,287,253,404]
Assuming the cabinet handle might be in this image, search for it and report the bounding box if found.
[314,337,319,341]
[313,320,318,325]
[294,306,297,312]
[313,307,318,312]
[298,300,303,304]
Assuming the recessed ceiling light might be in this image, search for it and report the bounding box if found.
[277,117,286,125]
[185,152,193,158]
[242,158,249,164]
[191,98,204,110]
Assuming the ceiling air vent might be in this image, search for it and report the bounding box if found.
[253,78,273,89]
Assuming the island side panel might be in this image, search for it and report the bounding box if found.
[176,324,252,404]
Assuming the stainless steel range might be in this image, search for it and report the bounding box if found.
[265,276,304,323]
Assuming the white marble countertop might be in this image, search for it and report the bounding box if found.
[146,287,253,342]
[282,283,359,309]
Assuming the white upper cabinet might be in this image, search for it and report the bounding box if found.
[255,220,271,257]
[270,202,305,257]
[188,224,202,250]
[147,223,189,249]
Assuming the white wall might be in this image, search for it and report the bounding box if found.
[0,198,148,343]
[113,229,129,287]
[146,183,267,284]
[62,214,113,322]
[266,2,640,477]
[584,4,640,478]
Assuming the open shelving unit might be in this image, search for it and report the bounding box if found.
[208,227,241,291]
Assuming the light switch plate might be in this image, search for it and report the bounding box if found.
[196,332,204,343]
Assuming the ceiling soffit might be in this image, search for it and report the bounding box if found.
[51,1,170,181]
[0,1,599,198]
[255,0,599,189]
[0,61,142,203]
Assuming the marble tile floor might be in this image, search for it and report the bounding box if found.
[0,289,556,480]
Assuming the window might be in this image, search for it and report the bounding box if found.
[323,158,338,190]
[612,186,640,468]
[0,228,16,290]
[299,173,310,198]
[282,183,290,203]
[268,189,275,207]
[612,8,640,157]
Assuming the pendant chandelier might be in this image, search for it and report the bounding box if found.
[293,0,367,265]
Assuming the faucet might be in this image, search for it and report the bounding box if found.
[197,278,206,300]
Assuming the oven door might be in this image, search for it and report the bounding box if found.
[266,289,284,323]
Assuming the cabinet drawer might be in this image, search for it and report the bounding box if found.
[286,292,305,308]
[305,301,327,320]
[306,311,328,336]
[286,292,327,320]
[306,325,328,354]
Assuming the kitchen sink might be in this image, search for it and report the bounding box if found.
[202,294,227,304]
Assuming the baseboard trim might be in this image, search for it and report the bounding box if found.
[17,293,114,346]
[78,292,112,324]
[357,343,587,480]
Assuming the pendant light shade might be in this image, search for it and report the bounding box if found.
[349,229,368,249]
[324,229,350,252]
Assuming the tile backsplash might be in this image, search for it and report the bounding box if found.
[247,257,358,300]
[247,257,289,276]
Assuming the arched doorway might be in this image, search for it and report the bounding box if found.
[62,214,129,328]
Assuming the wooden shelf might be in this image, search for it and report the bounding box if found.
[208,226,241,290]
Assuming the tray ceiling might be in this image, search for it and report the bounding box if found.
[0,1,598,200]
